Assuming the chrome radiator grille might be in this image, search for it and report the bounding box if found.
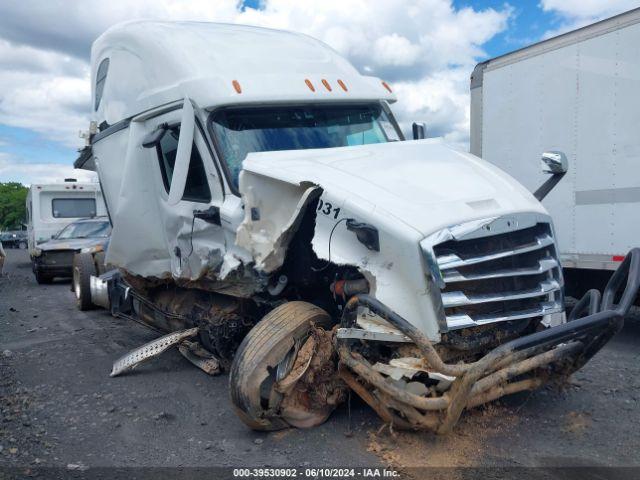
[429,219,564,330]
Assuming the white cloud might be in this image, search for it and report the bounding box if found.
[393,68,471,148]
[236,0,511,146]
[0,153,96,186]
[373,34,422,67]
[0,1,239,150]
[540,0,639,19]
[0,0,512,184]
[0,69,90,148]
[0,0,240,59]
[540,0,640,37]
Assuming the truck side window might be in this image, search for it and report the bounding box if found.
[156,127,212,203]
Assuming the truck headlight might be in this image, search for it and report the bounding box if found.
[81,245,104,254]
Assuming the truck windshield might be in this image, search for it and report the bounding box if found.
[56,220,111,240]
[209,104,401,189]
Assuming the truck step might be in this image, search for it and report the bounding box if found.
[110,327,199,377]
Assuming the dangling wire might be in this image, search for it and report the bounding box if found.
[175,215,197,273]
[184,215,197,260]
[311,217,351,272]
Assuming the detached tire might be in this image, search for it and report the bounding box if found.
[73,253,96,311]
[229,301,333,431]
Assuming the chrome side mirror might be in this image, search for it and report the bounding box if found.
[412,122,427,140]
[541,151,568,174]
[534,150,569,201]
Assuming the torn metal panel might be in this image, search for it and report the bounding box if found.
[336,328,411,343]
[372,357,456,391]
[356,307,411,341]
[337,308,412,342]
[389,358,456,391]
[236,173,321,273]
[110,327,199,377]
[372,362,417,381]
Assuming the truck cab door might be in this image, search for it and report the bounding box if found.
[143,100,226,280]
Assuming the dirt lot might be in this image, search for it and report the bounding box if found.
[1,249,640,478]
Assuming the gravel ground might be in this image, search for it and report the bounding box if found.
[1,249,639,479]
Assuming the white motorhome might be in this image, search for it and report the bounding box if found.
[75,21,638,433]
[470,8,640,296]
[26,179,106,255]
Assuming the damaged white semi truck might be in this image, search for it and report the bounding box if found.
[75,21,640,433]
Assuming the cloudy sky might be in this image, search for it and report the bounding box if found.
[0,0,638,185]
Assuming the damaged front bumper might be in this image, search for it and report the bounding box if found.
[337,248,640,434]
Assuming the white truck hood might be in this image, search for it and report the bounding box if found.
[237,139,552,341]
[241,138,546,237]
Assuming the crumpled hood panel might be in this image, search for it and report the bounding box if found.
[242,139,546,237]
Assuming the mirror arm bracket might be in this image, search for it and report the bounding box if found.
[412,122,427,140]
[534,171,567,201]
[142,123,169,148]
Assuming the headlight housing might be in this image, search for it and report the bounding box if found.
[80,245,104,254]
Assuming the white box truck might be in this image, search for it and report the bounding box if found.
[470,7,640,297]
[73,21,640,434]
[26,179,106,256]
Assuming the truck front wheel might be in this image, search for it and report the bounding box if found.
[229,301,337,431]
[73,253,96,311]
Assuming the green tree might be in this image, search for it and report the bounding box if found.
[0,182,28,230]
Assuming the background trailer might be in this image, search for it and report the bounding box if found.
[470,8,640,296]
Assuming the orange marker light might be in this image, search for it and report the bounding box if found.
[232,80,242,94]
[382,81,392,93]
[337,79,348,91]
[305,79,316,92]
[321,79,332,91]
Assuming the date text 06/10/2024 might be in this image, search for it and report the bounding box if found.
[232,467,400,478]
